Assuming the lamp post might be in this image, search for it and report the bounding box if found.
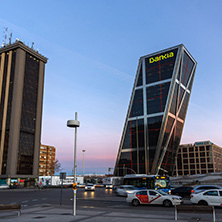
[82,150,86,183]
[67,112,80,216]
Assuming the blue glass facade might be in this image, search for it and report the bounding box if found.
[114,45,197,176]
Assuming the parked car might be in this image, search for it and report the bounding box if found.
[0,184,9,189]
[95,184,104,188]
[191,185,222,194]
[105,184,113,189]
[190,189,222,206]
[85,183,95,191]
[171,186,194,197]
[116,185,138,197]
[77,183,85,188]
[126,189,182,207]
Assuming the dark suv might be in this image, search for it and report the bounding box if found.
[171,186,193,197]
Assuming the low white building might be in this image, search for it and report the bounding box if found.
[39,175,83,186]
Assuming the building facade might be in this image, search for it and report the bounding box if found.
[114,44,197,176]
[39,144,56,176]
[0,41,47,182]
[175,141,222,176]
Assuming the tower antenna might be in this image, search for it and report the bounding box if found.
[4,27,8,45]
[9,32,12,44]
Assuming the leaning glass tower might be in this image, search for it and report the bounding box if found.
[114,44,197,176]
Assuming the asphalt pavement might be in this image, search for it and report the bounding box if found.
[0,188,222,221]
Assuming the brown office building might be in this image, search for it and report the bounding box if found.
[39,144,56,176]
[0,40,47,183]
[175,141,222,176]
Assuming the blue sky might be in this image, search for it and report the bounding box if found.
[1,0,222,174]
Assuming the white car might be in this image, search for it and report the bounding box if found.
[105,184,113,189]
[85,183,95,191]
[126,189,182,207]
[0,184,9,189]
[116,185,138,196]
[190,189,222,206]
[77,183,85,188]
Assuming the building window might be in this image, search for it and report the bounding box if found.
[200,146,204,151]
[201,164,206,168]
[189,147,194,152]
[189,153,194,158]
[200,158,205,163]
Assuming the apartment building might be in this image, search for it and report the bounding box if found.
[39,144,56,176]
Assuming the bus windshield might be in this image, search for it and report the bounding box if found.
[155,178,170,189]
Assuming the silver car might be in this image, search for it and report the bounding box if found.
[191,185,222,194]
[116,185,138,196]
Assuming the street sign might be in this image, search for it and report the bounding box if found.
[73,183,77,190]
[60,172,66,180]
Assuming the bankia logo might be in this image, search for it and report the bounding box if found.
[149,52,174,63]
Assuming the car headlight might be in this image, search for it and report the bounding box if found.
[172,197,180,200]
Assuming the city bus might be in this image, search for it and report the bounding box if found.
[123,174,171,193]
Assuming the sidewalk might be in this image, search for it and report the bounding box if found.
[0,204,185,222]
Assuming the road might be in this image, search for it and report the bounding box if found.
[1,187,222,221]
[0,188,123,207]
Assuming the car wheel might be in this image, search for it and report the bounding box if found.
[198,200,208,206]
[132,199,140,206]
[163,199,172,207]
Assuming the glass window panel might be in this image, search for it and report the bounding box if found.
[119,152,131,166]
[130,89,144,117]
[148,116,162,147]
[136,64,143,87]
[122,119,145,149]
[181,52,194,87]
[146,82,170,114]
[169,83,178,115]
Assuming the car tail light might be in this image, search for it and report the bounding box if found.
[190,195,193,198]
[191,190,194,193]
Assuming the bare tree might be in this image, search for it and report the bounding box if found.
[54,159,62,173]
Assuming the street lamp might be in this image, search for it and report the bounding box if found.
[67,112,80,216]
[82,150,86,183]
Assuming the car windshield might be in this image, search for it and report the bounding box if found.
[157,190,167,196]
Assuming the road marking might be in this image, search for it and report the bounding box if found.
[32,199,38,201]
[10,202,17,204]
[22,201,28,203]
[42,198,47,200]
[21,205,28,207]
